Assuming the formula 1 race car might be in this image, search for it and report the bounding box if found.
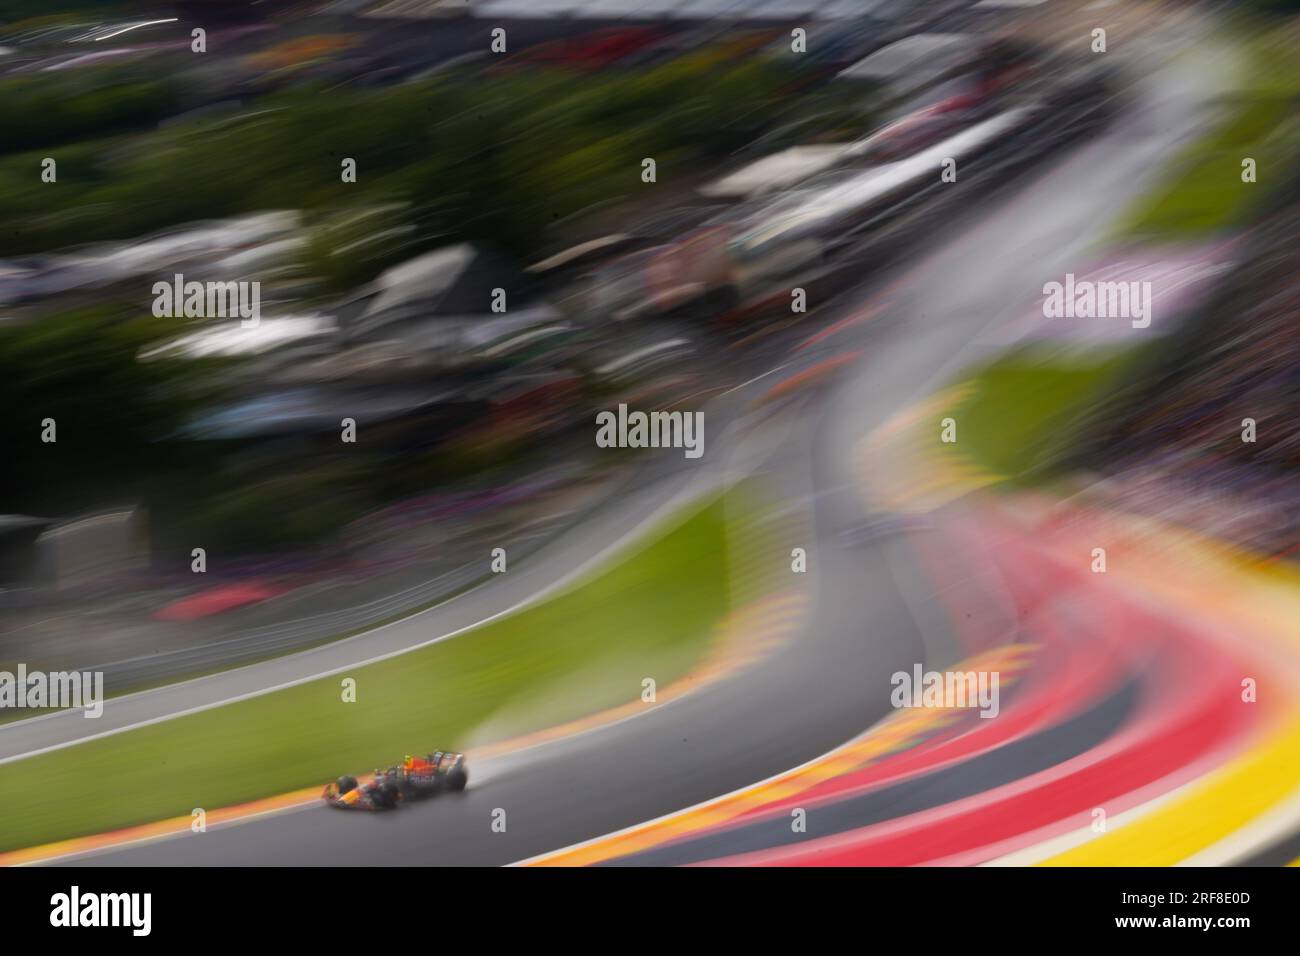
[323,771,402,811]
[393,750,469,798]
[322,751,469,811]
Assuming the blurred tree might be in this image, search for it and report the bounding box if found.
[0,308,217,515]
[0,68,181,156]
[0,50,875,264]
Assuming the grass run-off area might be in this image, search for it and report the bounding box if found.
[1113,23,1300,241]
[948,345,1142,484]
[0,495,750,852]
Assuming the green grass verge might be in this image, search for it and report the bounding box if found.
[949,345,1143,484]
[1114,97,1294,240]
[0,495,749,852]
[1113,24,1300,241]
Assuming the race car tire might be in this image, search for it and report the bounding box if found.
[374,779,400,809]
[336,775,359,795]
[446,768,468,792]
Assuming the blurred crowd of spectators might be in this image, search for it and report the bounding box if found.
[1085,176,1300,558]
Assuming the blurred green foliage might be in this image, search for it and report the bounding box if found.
[0,47,869,547]
[1243,0,1300,10]
[0,51,869,282]
[183,463,374,553]
[0,67,182,156]
[0,4,127,28]
[0,307,218,515]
